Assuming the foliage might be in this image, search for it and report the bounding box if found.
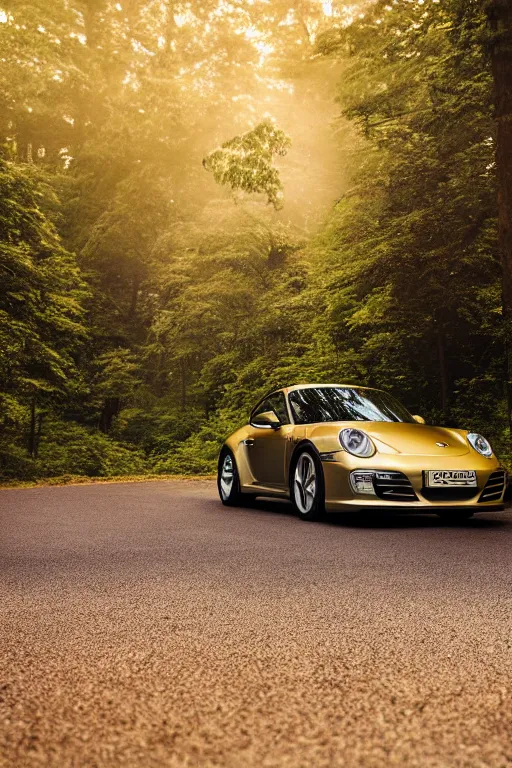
[0,0,510,480]
[0,158,88,467]
[203,121,291,209]
[309,0,503,428]
[35,420,148,478]
[0,419,147,479]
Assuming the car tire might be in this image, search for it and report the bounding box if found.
[290,447,325,521]
[435,509,475,522]
[217,448,251,507]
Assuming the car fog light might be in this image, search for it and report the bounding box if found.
[349,471,376,496]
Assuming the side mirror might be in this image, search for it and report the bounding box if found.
[251,410,281,430]
[413,414,425,424]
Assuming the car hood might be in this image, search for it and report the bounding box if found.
[309,422,471,457]
[366,422,470,456]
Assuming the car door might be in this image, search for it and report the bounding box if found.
[245,392,293,488]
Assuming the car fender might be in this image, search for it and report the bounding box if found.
[288,439,324,491]
[222,427,258,488]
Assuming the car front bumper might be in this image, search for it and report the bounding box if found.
[321,455,506,513]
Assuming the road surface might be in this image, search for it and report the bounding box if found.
[1,480,512,767]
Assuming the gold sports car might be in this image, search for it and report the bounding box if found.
[217,384,506,521]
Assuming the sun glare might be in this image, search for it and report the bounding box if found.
[174,9,195,28]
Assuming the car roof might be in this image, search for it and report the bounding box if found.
[282,383,374,394]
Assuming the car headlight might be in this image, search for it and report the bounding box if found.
[467,433,493,457]
[339,428,375,458]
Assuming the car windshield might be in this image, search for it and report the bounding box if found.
[288,387,416,425]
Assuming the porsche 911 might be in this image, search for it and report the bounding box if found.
[217,384,506,521]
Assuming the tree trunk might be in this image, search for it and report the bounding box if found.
[128,275,140,319]
[74,0,106,151]
[99,397,120,433]
[162,0,177,52]
[436,328,449,417]
[487,0,512,433]
[34,413,43,459]
[180,358,187,408]
[28,396,36,458]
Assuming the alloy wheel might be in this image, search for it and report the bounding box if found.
[294,452,317,514]
[220,454,234,500]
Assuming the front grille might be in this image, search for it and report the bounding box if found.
[373,471,418,502]
[421,487,479,502]
[478,470,506,503]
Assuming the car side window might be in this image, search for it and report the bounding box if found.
[253,393,290,425]
[266,393,290,424]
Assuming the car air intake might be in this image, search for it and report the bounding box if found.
[373,471,418,501]
[478,470,506,503]
[421,487,479,502]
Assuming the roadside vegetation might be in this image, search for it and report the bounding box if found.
[1,0,511,482]
[0,474,215,490]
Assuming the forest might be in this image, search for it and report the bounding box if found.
[1,0,512,481]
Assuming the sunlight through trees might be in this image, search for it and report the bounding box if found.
[0,0,510,479]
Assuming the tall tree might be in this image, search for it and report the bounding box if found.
[308,0,502,427]
[0,159,87,459]
[486,0,512,432]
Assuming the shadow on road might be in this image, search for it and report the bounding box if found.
[211,496,509,530]
[323,513,508,530]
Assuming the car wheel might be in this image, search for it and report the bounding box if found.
[435,510,474,522]
[218,448,250,506]
[291,448,325,521]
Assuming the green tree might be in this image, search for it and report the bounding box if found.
[486,0,512,432]
[0,158,87,464]
[309,0,503,431]
[93,349,141,433]
[203,120,291,209]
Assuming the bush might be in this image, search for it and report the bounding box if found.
[111,406,203,455]
[150,407,245,475]
[0,442,38,480]
[35,420,148,477]
[152,439,219,475]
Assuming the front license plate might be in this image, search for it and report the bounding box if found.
[426,470,477,487]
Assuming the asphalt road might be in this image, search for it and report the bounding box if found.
[1,480,512,768]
